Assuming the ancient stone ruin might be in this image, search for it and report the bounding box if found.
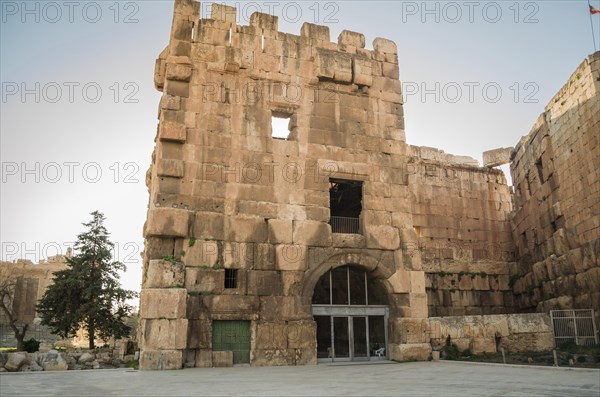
[139,0,599,369]
[0,256,69,347]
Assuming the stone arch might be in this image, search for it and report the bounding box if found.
[302,251,395,303]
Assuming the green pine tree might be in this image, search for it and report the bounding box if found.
[37,211,138,349]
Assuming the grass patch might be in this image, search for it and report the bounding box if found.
[124,359,139,370]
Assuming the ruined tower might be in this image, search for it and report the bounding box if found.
[139,0,515,369]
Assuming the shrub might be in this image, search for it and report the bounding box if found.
[23,338,40,353]
[445,343,460,360]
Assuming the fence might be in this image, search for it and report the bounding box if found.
[550,309,598,347]
[329,216,361,234]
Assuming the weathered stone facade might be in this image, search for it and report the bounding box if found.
[510,52,600,325]
[429,313,554,354]
[139,0,519,369]
[0,257,69,347]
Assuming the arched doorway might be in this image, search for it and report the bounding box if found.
[312,265,389,362]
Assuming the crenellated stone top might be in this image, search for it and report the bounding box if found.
[158,1,399,90]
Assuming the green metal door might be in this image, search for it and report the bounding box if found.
[212,321,250,364]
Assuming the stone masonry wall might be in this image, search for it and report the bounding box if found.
[140,0,517,369]
[0,258,68,325]
[411,151,515,317]
[0,258,69,347]
[429,313,554,354]
[510,52,600,325]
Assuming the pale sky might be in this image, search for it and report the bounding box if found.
[2,0,599,302]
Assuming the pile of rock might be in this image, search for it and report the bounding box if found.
[0,349,138,372]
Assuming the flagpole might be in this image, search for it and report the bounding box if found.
[590,0,598,52]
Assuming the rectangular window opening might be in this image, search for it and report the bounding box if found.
[224,269,238,289]
[329,179,363,234]
[521,231,528,249]
[536,157,545,184]
[271,111,292,140]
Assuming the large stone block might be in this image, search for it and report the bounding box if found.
[364,225,400,250]
[275,244,307,271]
[205,295,260,314]
[409,293,428,318]
[140,289,187,319]
[389,343,431,361]
[183,240,218,267]
[211,3,237,23]
[373,37,397,54]
[166,64,192,82]
[139,349,183,370]
[387,270,411,293]
[145,208,191,237]
[185,268,224,293]
[159,121,187,142]
[301,22,330,41]
[250,12,278,31]
[248,271,282,296]
[483,147,513,167]
[292,221,331,247]
[212,351,233,367]
[410,271,426,293]
[186,319,212,349]
[252,349,295,366]
[256,323,288,349]
[41,350,68,371]
[4,352,27,372]
[338,30,365,48]
[192,212,225,241]
[260,296,312,321]
[195,349,213,368]
[140,319,188,350]
[316,48,352,83]
[287,321,316,350]
[471,338,497,354]
[507,313,551,334]
[225,216,268,243]
[353,56,373,86]
[393,318,429,344]
[157,159,184,178]
[268,219,293,244]
[145,259,185,289]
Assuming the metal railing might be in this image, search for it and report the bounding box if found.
[550,309,598,347]
[329,216,361,234]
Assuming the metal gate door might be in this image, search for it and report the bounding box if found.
[212,321,250,364]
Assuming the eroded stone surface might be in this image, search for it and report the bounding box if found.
[139,0,598,370]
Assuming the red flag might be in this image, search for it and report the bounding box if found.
[591,4,600,14]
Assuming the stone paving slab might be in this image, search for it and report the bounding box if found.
[1,361,599,397]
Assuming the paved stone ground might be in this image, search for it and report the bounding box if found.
[1,361,599,396]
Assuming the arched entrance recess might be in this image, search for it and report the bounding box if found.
[312,265,389,362]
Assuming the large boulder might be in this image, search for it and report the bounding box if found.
[41,350,68,371]
[78,352,95,364]
[4,352,28,372]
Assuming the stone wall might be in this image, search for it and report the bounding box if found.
[510,52,600,324]
[140,0,517,369]
[429,313,554,354]
[410,153,515,316]
[0,257,69,345]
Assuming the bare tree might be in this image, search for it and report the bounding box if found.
[0,277,29,351]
